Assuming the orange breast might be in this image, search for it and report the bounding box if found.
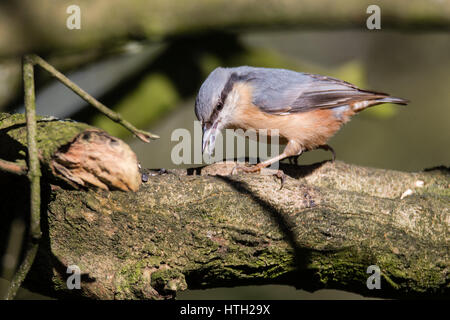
[230,83,353,150]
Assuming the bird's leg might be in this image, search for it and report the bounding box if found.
[287,144,335,165]
[231,141,303,189]
[231,152,289,173]
[231,153,288,189]
[318,144,336,162]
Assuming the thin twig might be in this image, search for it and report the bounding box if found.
[4,55,42,300]
[29,54,159,143]
[23,55,42,243]
[4,243,38,300]
[0,159,27,175]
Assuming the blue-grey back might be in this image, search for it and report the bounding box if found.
[228,66,383,114]
[196,66,393,120]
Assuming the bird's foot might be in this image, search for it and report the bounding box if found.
[141,168,168,183]
[318,144,336,162]
[273,169,286,190]
[231,163,286,190]
[230,163,262,175]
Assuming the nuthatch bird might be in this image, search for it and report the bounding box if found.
[195,66,408,173]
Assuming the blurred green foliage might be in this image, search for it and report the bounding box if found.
[92,40,398,139]
[92,73,179,138]
[1,27,449,300]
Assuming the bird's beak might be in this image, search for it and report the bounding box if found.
[202,123,218,155]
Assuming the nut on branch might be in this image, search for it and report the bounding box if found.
[51,129,141,192]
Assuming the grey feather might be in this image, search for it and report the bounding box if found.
[195,67,231,122]
[230,66,404,114]
[195,66,408,124]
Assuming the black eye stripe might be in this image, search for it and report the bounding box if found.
[207,72,244,124]
[209,106,221,124]
[220,72,242,106]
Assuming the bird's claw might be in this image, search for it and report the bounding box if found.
[141,168,168,182]
[158,168,168,175]
[231,163,286,189]
[273,170,286,190]
[330,149,336,162]
[231,163,261,175]
[319,145,336,162]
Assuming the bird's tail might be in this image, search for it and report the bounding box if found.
[351,95,409,112]
[375,96,409,105]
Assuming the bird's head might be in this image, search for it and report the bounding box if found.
[195,67,241,155]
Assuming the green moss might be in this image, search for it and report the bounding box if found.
[52,274,67,292]
[151,268,186,290]
[0,113,90,167]
[309,249,369,286]
[114,256,189,299]
[115,260,147,298]
[34,120,91,161]
[142,242,160,256]
[255,249,296,279]
[198,246,296,283]
[422,184,450,198]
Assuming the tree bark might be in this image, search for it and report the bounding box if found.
[0,112,449,299]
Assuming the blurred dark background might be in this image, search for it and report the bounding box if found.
[0,0,449,299]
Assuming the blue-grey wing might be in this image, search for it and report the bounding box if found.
[234,67,387,114]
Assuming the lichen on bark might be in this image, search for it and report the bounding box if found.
[0,113,448,299]
[18,162,449,299]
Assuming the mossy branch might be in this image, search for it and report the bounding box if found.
[1,53,157,300]
[0,113,448,299]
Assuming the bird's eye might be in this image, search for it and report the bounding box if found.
[216,101,223,111]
